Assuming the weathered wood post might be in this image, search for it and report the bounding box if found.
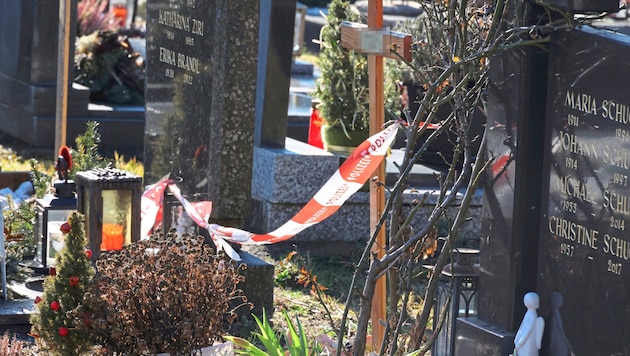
[340,13,411,351]
[55,0,73,155]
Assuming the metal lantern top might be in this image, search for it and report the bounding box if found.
[441,248,480,278]
[76,167,142,184]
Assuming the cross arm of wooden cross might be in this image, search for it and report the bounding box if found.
[340,21,412,61]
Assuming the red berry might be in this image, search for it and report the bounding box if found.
[85,249,93,259]
[69,276,80,287]
[50,301,60,311]
[60,222,71,234]
[58,327,68,337]
[49,267,56,276]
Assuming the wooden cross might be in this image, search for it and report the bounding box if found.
[340,21,412,61]
[340,6,412,352]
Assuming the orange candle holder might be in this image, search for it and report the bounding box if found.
[101,223,124,251]
[112,5,127,27]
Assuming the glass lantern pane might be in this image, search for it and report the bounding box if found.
[35,211,43,262]
[458,291,478,317]
[46,209,74,266]
[101,189,132,251]
[82,189,91,238]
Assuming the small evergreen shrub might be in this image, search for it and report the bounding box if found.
[30,212,96,355]
[69,121,106,181]
[315,0,370,137]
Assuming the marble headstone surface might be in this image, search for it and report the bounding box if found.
[537,27,630,355]
[144,0,259,225]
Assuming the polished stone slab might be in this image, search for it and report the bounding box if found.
[537,27,630,356]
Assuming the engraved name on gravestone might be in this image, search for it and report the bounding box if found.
[145,0,211,192]
[539,27,630,355]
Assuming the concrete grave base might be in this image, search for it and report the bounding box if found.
[248,138,483,245]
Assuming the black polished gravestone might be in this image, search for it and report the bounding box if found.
[144,0,275,317]
[144,0,260,225]
[453,4,552,349]
[145,0,299,227]
[537,27,630,356]
[454,45,549,356]
[255,0,297,148]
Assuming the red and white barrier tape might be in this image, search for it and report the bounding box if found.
[141,122,400,260]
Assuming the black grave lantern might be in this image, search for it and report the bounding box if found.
[34,180,77,269]
[429,248,480,356]
[76,168,142,260]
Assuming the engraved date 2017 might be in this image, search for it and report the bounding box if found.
[607,259,622,275]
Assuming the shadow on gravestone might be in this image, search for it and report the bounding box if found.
[542,292,573,356]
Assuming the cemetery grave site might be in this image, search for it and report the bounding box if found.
[1,0,630,355]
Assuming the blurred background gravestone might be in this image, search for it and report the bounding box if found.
[0,0,88,150]
[0,0,145,156]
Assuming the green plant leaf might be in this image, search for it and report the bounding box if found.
[252,311,284,356]
[283,310,309,356]
[223,336,268,356]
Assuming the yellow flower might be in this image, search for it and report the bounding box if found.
[453,56,461,63]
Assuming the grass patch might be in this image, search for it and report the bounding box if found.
[297,51,319,65]
[0,147,54,174]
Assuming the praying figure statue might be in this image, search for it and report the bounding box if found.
[514,292,545,356]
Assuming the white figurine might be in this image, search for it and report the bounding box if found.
[514,292,545,356]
